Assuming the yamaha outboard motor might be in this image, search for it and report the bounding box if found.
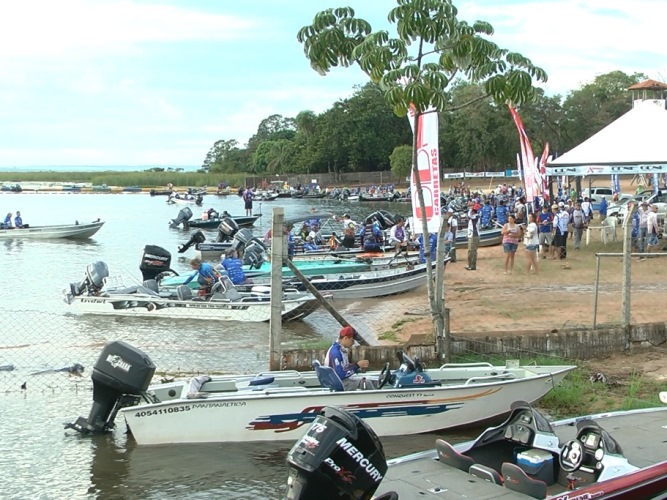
[67,261,109,301]
[169,206,193,229]
[286,406,391,500]
[140,245,173,281]
[216,217,239,242]
[66,341,155,434]
[178,230,206,254]
[229,227,254,253]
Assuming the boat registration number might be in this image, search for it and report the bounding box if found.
[132,406,191,417]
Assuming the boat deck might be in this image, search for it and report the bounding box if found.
[378,407,667,498]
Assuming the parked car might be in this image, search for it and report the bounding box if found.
[608,191,667,222]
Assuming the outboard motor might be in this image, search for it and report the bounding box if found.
[140,245,173,281]
[243,240,265,269]
[216,217,239,242]
[69,261,109,297]
[178,230,206,254]
[286,406,391,500]
[195,193,203,206]
[229,228,254,253]
[66,341,155,434]
[169,206,193,229]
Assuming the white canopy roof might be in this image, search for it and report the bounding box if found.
[546,99,667,176]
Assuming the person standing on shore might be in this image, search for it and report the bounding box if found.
[465,204,480,271]
[553,202,570,260]
[501,213,521,274]
[523,213,539,274]
[599,196,608,222]
[537,205,554,259]
[447,208,458,262]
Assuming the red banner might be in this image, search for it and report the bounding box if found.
[409,106,440,234]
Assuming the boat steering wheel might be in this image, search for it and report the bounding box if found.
[560,440,584,472]
[378,362,392,389]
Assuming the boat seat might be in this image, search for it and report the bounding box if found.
[435,439,475,472]
[501,462,547,499]
[469,463,503,485]
[142,279,159,292]
[177,285,193,300]
[312,360,344,392]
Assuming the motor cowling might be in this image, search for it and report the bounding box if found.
[217,217,239,242]
[230,228,254,252]
[286,406,388,500]
[66,341,155,434]
[140,245,172,281]
[243,241,265,269]
[177,231,206,254]
[70,261,109,297]
[169,206,193,228]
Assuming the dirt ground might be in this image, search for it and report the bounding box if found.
[378,176,667,386]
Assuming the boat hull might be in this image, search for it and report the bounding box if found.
[454,228,502,248]
[187,216,259,229]
[65,293,316,323]
[121,365,573,445]
[0,220,104,239]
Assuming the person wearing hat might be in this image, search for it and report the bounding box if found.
[553,203,570,259]
[465,204,481,270]
[323,326,375,391]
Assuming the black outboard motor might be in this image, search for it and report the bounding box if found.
[242,240,265,269]
[69,261,109,297]
[286,406,391,500]
[229,227,254,253]
[216,217,239,242]
[178,230,206,254]
[140,245,173,281]
[195,193,203,206]
[169,206,193,229]
[66,341,156,434]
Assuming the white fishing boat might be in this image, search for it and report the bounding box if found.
[62,261,319,323]
[0,219,104,239]
[66,341,575,446]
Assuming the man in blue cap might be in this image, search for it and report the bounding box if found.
[323,326,375,390]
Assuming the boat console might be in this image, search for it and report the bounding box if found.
[434,401,639,496]
[384,351,441,389]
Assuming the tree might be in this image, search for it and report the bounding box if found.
[390,144,412,178]
[298,0,547,359]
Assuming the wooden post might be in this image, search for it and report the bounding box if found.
[269,207,284,370]
[282,259,372,346]
[593,254,601,329]
[621,203,636,329]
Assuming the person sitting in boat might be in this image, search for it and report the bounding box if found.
[342,222,357,249]
[303,235,319,252]
[298,222,310,241]
[183,257,221,296]
[14,211,23,228]
[2,212,13,229]
[221,249,250,285]
[308,224,323,245]
[388,217,408,253]
[327,232,340,251]
[359,218,383,252]
[324,326,375,391]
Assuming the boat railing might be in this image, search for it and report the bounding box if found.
[463,373,516,385]
[439,362,495,369]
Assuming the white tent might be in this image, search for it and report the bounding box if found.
[546,99,667,176]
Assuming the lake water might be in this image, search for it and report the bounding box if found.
[0,192,464,499]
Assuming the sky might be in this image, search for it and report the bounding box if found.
[0,0,665,169]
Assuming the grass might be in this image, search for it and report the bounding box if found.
[0,170,249,188]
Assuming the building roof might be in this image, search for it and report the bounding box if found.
[628,79,667,90]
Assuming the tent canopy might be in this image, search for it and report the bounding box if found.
[546,99,667,176]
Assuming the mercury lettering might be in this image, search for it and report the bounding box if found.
[336,437,383,482]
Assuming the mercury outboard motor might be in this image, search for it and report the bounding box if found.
[69,261,109,297]
[66,341,155,434]
[229,227,254,252]
[169,206,193,229]
[216,217,239,242]
[195,193,203,206]
[178,230,206,254]
[140,245,173,281]
[286,406,393,500]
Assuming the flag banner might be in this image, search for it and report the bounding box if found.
[408,107,441,234]
[508,106,539,202]
[539,145,550,201]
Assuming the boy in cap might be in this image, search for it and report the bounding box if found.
[323,326,375,390]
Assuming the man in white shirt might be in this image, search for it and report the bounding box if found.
[447,208,458,262]
[388,217,408,252]
[646,204,660,254]
[581,197,593,222]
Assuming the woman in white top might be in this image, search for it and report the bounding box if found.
[523,213,540,274]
